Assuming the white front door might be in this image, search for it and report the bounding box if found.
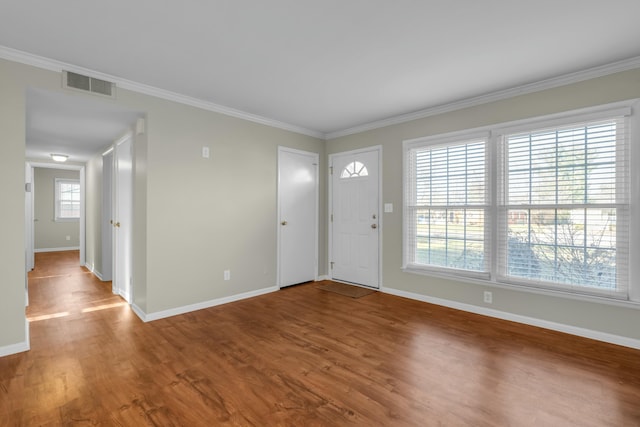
[330,148,380,288]
[278,147,318,288]
[113,136,133,302]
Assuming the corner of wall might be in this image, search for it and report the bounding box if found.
[0,319,30,357]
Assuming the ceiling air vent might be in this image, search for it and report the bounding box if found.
[63,71,115,98]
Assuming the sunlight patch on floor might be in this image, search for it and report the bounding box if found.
[28,302,127,322]
[81,302,127,313]
[28,311,70,322]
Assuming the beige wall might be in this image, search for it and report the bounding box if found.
[33,168,80,250]
[326,68,640,341]
[132,127,148,311]
[0,58,325,351]
[0,59,28,350]
[138,100,325,312]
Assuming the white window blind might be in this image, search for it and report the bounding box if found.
[403,102,637,302]
[497,117,629,298]
[404,137,489,277]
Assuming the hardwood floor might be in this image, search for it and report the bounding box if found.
[1,251,639,426]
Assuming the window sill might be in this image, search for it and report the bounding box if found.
[54,218,79,223]
[401,266,640,310]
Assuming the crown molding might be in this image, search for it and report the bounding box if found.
[4,45,640,142]
[326,56,640,140]
[0,45,325,140]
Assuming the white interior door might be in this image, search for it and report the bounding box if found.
[113,136,133,302]
[278,147,318,288]
[330,148,380,288]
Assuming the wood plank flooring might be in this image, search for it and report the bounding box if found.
[1,250,639,426]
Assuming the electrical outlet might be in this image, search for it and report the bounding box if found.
[483,291,493,304]
[224,270,231,281]
[66,235,71,241]
[202,146,210,158]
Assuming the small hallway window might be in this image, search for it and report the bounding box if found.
[55,178,80,221]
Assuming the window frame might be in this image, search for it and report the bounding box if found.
[54,178,81,222]
[402,100,640,304]
[403,130,492,281]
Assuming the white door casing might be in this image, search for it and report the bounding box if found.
[101,149,113,282]
[25,164,33,307]
[329,147,381,288]
[24,162,86,303]
[277,147,318,288]
[25,164,34,273]
[113,135,133,302]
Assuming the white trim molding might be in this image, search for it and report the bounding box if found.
[35,247,80,253]
[4,44,640,142]
[382,286,640,350]
[326,56,640,139]
[84,263,105,281]
[0,45,324,140]
[131,286,279,323]
[0,320,30,357]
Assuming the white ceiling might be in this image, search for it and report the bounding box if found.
[26,88,142,163]
[4,0,640,152]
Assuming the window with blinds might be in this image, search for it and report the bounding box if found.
[404,136,490,278]
[497,117,629,298]
[403,103,634,301]
[55,179,81,221]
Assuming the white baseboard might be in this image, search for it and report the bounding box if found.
[84,263,105,281]
[131,303,146,322]
[317,275,330,281]
[35,246,80,253]
[0,319,30,357]
[133,286,280,323]
[382,287,640,350]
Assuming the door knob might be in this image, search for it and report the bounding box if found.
[115,222,121,228]
[371,224,377,229]
[281,220,288,226]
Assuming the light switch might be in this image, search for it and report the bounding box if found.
[202,146,210,158]
[384,203,393,213]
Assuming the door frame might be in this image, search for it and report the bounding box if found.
[25,161,86,269]
[112,132,133,302]
[101,146,114,282]
[328,145,383,288]
[25,161,86,305]
[276,146,319,288]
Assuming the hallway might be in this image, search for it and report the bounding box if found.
[27,251,125,322]
[12,251,133,424]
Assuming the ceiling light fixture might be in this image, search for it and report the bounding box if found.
[51,154,69,162]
